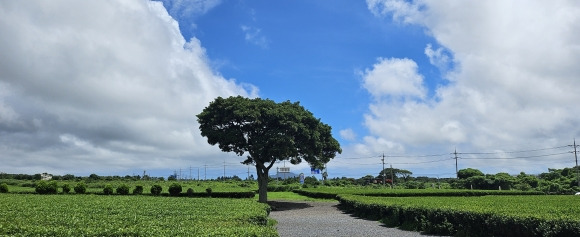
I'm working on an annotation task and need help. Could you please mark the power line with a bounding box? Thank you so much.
[458,145,568,155]
[459,151,570,160]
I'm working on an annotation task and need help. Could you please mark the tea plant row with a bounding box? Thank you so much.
[338,194,580,236]
[0,194,277,236]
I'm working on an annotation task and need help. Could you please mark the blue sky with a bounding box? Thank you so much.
[1,1,579,179]
[166,0,447,146]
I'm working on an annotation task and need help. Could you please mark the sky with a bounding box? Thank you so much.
[1,0,579,179]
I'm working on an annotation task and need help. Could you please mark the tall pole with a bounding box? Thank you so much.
[574,139,579,187]
[454,148,459,178]
[390,164,394,188]
[382,153,386,186]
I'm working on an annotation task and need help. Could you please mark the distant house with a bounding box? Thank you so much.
[41,173,52,181]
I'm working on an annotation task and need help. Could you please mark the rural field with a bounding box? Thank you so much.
[2,178,580,236]
[0,194,276,236]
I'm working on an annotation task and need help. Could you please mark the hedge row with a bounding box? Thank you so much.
[294,188,544,199]
[337,194,580,237]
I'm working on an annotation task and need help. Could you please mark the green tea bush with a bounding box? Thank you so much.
[206,187,212,194]
[116,184,130,195]
[35,180,58,194]
[168,183,182,196]
[103,184,114,195]
[62,184,71,194]
[150,184,162,195]
[0,183,8,193]
[133,185,144,195]
[187,188,194,196]
[74,182,87,194]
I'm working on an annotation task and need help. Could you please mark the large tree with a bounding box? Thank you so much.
[197,96,341,203]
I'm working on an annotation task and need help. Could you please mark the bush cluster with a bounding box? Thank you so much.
[0,183,8,193]
[150,184,162,196]
[103,184,114,195]
[133,185,144,195]
[116,184,130,195]
[62,184,71,194]
[74,182,87,194]
[168,183,182,196]
[35,180,58,194]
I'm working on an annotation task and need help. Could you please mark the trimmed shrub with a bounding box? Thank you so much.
[116,184,130,195]
[103,184,114,195]
[168,183,182,196]
[133,185,144,195]
[206,187,212,194]
[186,188,194,196]
[74,182,87,194]
[0,183,8,193]
[150,184,162,196]
[35,180,58,194]
[62,184,71,194]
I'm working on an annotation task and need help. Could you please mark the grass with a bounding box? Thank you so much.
[265,191,337,202]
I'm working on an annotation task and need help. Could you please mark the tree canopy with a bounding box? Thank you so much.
[197,96,341,202]
[379,168,412,182]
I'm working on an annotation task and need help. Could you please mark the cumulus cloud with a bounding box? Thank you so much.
[0,1,256,175]
[357,0,580,174]
[361,57,426,100]
[339,129,357,141]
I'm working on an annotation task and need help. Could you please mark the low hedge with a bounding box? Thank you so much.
[337,194,580,237]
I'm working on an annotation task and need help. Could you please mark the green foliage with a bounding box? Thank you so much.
[337,194,580,236]
[168,183,182,196]
[74,182,87,194]
[61,184,71,194]
[35,180,58,194]
[116,184,130,195]
[103,184,114,195]
[197,96,342,203]
[186,188,194,196]
[206,187,212,194]
[457,168,484,179]
[0,183,8,193]
[133,185,144,195]
[150,184,162,196]
[0,194,277,236]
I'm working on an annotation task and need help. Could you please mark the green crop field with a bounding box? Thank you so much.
[0,194,277,236]
[337,194,580,236]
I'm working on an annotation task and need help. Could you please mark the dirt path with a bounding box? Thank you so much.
[269,201,441,237]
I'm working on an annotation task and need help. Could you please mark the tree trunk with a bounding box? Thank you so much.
[256,165,269,203]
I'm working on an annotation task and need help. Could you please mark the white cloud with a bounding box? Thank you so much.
[361,57,426,100]
[241,25,269,49]
[0,1,256,175]
[158,0,221,19]
[358,0,580,174]
[339,129,357,141]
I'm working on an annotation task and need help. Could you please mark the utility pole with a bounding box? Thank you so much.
[572,139,579,187]
[197,167,200,181]
[223,160,226,181]
[381,153,386,186]
[189,166,192,180]
[454,148,459,178]
[204,165,207,181]
[390,164,394,188]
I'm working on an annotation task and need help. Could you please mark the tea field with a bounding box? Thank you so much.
[0,194,277,236]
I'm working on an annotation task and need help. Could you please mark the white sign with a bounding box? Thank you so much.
[279,167,290,173]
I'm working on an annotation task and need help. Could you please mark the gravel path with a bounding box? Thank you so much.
[269,201,441,237]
